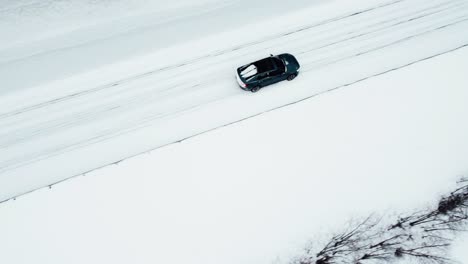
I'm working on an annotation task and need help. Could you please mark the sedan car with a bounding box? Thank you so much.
[236,53,300,92]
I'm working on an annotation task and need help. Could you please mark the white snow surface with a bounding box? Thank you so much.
[452,236,468,263]
[1,0,468,203]
[1,1,468,262]
[0,0,324,94]
[0,37,467,264]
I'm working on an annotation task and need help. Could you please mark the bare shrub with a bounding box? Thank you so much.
[292,177,468,264]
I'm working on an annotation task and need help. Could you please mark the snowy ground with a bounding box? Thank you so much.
[1,33,468,264]
[1,0,468,202]
[452,235,468,263]
[1,0,468,263]
[0,0,322,94]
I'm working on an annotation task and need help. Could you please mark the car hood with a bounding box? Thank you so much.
[278,53,300,72]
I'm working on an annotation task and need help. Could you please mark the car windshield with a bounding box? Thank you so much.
[273,58,286,73]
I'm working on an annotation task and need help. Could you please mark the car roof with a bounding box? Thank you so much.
[254,57,277,73]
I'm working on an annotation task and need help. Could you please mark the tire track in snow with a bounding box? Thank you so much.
[0,0,463,150]
[1,7,467,173]
[0,0,408,119]
[2,42,467,205]
[0,0,466,164]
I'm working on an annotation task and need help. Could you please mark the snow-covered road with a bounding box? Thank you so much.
[1,0,468,202]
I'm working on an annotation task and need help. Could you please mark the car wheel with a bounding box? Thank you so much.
[287,73,297,81]
[251,86,260,93]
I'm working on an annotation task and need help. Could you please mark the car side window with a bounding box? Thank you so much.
[270,69,281,76]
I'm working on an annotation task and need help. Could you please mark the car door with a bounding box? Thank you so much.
[264,69,283,86]
[257,73,270,87]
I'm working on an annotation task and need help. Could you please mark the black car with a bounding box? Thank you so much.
[236,53,300,92]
